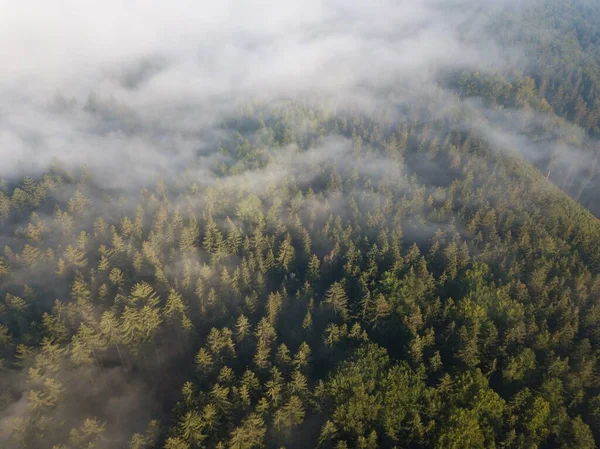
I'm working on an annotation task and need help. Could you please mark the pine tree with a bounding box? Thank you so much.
[178,411,206,446]
[267,291,283,325]
[228,414,266,449]
[325,282,350,321]
[235,315,251,343]
[277,233,295,271]
[99,311,125,365]
[164,289,193,354]
[226,217,243,254]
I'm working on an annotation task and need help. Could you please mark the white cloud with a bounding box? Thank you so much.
[0,0,525,184]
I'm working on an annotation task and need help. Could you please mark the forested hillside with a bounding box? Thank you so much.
[1,1,600,449]
[1,104,600,448]
[453,0,600,215]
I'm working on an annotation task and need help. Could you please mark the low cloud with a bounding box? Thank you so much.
[0,0,530,186]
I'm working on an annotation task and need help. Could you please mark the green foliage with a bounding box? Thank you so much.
[1,94,600,449]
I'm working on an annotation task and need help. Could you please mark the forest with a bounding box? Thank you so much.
[1,0,600,448]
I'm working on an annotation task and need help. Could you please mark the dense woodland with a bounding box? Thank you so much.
[2,1,600,449]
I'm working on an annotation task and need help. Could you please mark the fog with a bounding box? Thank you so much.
[0,0,530,185]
